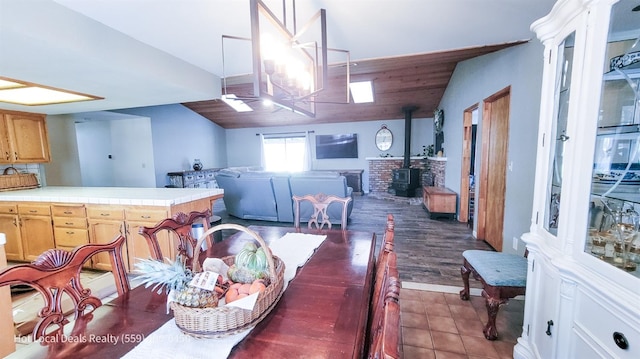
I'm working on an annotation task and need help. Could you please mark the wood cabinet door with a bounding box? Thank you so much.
[125,220,172,270]
[0,213,23,261]
[4,112,51,163]
[0,117,11,164]
[20,215,55,261]
[88,219,125,271]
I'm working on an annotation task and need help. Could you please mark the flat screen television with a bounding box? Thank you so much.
[315,134,358,159]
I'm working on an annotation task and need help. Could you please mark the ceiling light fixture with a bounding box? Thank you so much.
[221,0,351,117]
[0,76,101,106]
[349,81,374,103]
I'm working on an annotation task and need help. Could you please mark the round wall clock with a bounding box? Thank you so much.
[375,125,393,151]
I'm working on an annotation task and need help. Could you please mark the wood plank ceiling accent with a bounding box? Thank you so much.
[183,42,526,129]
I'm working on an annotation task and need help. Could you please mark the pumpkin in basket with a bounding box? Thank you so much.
[227,242,270,284]
[134,256,218,308]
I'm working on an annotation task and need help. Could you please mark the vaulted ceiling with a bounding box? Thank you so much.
[0,0,557,128]
[183,43,524,128]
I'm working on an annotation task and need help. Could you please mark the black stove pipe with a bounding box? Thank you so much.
[401,105,418,168]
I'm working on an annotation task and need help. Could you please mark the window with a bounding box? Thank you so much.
[262,135,307,172]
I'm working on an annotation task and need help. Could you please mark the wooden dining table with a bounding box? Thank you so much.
[9,225,376,359]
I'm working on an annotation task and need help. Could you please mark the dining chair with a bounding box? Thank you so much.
[377,214,395,267]
[372,278,402,359]
[0,234,129,340]
[139,209,211,270]
[292,193,352,230]
[372,214,395,323]
[367,251,402,359]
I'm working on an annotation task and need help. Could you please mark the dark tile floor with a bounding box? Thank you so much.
[215,193,525,358]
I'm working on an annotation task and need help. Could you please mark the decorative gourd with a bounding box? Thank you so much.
[227,242,269,283]
[235,243,268,271]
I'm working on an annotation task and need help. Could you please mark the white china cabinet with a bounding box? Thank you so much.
[515,0,640,358]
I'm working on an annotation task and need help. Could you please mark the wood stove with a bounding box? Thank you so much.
[391,167,421,197]
[390,105,421,197]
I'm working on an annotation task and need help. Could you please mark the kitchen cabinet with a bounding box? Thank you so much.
[52,204,90,267]
[514,1,640,358]
[87,206,125,271]
[0,203,21,261]
[0,187,222,271]
[17,204,54,262]
[87,206,172,271]
[123,208,171,270]
[0,110,50,163]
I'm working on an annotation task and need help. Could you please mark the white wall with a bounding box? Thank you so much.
[112,104,227,187]
[225,117,434,193]
[75,116,155,187]
[45,104,226,188]
[438,41,544,254]
[43,114,82,186]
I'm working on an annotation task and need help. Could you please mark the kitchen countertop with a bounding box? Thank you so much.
[0,186,224,206]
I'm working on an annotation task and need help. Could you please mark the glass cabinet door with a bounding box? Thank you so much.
[545,32,575,235]
[586,0,640,278]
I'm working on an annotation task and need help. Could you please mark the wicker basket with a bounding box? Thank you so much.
[0,167,39,192]
[171,223,285,338]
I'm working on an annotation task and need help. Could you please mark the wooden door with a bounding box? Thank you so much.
[459,105,477,223]
[477,87,511,251]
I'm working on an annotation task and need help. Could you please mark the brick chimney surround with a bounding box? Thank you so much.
[367,156,447,194]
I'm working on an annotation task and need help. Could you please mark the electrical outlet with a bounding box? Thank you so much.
[513,237,519,250]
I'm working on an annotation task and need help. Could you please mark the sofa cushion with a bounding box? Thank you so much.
[216,168,242,178]
[235,176,278,221]
[239,171,280,178]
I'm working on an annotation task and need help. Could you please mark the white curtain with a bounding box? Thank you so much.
[259,134,266,170]
[303,131,312,171]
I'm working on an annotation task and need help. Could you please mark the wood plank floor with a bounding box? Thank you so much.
[214,192,494,287]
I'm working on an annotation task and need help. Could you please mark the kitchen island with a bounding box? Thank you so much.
[0,186,223,270]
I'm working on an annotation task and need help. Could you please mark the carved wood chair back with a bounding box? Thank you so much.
[377,214,395,268]
[292,193,352,230]
[372,214,395,320]
[139,209,211,270]
[367,251,402,359]
[373,279,402,359]
[0,234,129,340]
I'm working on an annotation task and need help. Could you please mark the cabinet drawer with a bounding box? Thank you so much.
[0,203,17,214]
[125,208,168,223]
[18,204,51,216]
[574,292,639,358]
[54,227,89,247]
[87,207,124,220]
[53,217,87,228]
[51,205,85,217]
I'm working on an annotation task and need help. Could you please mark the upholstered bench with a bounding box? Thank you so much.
[459,249,527,340]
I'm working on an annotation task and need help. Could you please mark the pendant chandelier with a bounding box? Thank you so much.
[222,0,351,117]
